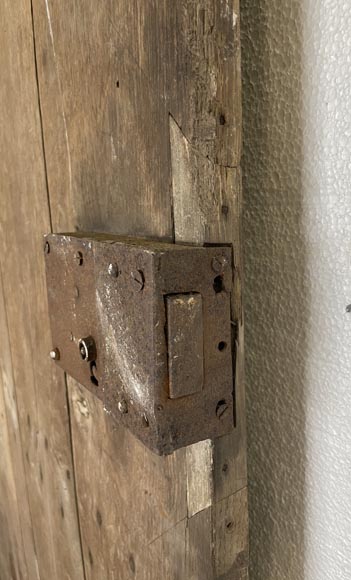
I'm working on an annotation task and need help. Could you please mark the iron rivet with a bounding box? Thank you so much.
[211,256,228,274]
[108,263,119,277]
[74,251,83,266]
[49,348,60,361]
[118,400,128,414]
[44,241,50,255]
[216,400,229,420]
[131,269,145,292]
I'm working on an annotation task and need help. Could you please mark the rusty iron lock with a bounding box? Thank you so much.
[44,232,235,455]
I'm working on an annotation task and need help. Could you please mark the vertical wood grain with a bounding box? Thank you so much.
[0,0,85,577]
[3,0,249,577]
[67,381,188,580]
[0,271,38,580]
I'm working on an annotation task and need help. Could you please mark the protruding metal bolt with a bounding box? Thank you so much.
[108,263,119,277]
[90,361,99,386]
[118,400,128,414]
[131,269,145,292]
[216,400,229,420]
[74,251,83,266]
[91,362,98,381]
[50,348,60,361]
[78,336,96,362]
[211,255,228,274]
[44,241,50,255]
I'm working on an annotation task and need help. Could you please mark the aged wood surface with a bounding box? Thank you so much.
[68,381,188,579]
[0,0,247,578]
[0,0,85,578]
[0,271,38,580]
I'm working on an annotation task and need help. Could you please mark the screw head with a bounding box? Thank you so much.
[74,251,83,266]
[216,400,229,420]
[108,263,119,277]
[118,400,128,414]
[211,255,228,274]
[44,241,50,255]
[49,348,60,361]
[131,269,145,292]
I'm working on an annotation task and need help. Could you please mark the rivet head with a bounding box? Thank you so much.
[49,348,60,361]
[131,269,145,292]
[108,263,119,277]
[211,256,228,274]
[74,251,83,266]
[118,400,128,414]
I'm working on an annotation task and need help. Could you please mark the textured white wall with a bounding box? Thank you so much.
[241,1,351,578]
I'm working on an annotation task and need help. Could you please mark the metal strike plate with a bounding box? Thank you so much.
[44,232,234,455]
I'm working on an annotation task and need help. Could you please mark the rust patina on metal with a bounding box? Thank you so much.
[44,232,235,455]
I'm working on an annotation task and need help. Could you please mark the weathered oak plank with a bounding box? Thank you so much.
[30,0,247,577]
[170,116,248,571]
[0,0,85,577]
[0,271,37,580]
[68,380,187,579]
[214,488,249,579]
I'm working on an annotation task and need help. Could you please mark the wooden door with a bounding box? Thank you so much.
[0,1,248,579]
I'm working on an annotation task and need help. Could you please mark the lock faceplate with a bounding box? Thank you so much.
[44,232,234,455]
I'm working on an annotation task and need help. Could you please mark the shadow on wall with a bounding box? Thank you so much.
[241,1,306,579]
